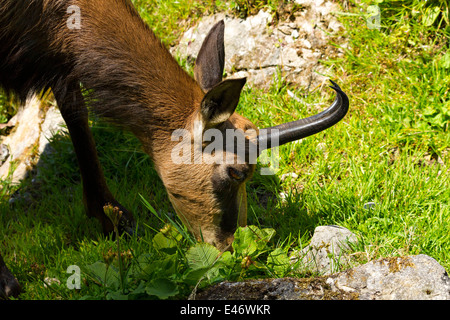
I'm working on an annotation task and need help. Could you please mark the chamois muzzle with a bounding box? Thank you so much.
[250,80,349,156]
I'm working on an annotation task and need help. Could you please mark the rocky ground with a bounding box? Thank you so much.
[196,226,450,300]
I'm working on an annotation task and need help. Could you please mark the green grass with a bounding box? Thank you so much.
[0,0,449,299]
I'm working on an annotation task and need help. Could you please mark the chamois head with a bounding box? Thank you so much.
[152,21,349,251]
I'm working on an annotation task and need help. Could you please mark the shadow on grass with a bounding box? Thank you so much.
[2,120,171,245]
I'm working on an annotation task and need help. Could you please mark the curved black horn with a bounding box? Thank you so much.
[256,80,349,153]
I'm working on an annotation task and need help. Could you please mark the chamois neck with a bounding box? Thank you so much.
[70,0,204,134]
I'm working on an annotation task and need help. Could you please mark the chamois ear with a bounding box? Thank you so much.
[194,20,225,92]
[200,78,246,126]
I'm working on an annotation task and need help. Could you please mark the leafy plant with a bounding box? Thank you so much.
[81,197,291,300]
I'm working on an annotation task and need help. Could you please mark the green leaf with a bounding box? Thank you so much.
[267,248,290,277]
[152,227,182,254]
[145,278,179,299]
[232,225,276,257]
[443,102,450,116]
[422,7,440,27]
[255,227,276,250]
[443,7,449,25]
[186,242,220,270]
[233,226,258,256]
[219,251,233,265]
[183,267,210,285]
[133,254,177,280]
[127,281,148,300]
[85,261,120,289]
[184,243,223,285]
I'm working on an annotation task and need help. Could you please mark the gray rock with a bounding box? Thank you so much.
[171,1,346,90]
[196,277,342,300]
[0,95,66,184]
[38,105,66,155]
[0,95,43,182]
[327,254,450,300]
[197,255,450,300]
[290,225,358,275]
[0,144,9,165]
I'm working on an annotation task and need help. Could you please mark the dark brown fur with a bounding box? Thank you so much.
[1,0,202,131]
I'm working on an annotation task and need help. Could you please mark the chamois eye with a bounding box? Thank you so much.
[228,167,244,181]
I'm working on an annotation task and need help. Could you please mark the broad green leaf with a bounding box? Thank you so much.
[267,248,290,277]
[422,7,440,27]
[126,281,148,300]
[85,261,120,288]
[183,267,211,285]
[186,242,220,270]
[255,227,276,250]
[145,278,179,299]
[133,254,177,280]
[152,226,182,254]
[232,225,276,257]
[184,243,224,286]
[232,226,258,256]
[219,251,233,265]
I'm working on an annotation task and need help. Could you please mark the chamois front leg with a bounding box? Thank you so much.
[54,83,135,235]
[0,253,21,299]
